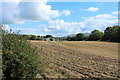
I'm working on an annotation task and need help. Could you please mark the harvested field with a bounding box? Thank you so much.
[31,41,119,79]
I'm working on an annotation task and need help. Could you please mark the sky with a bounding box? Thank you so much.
[0,0,119,37]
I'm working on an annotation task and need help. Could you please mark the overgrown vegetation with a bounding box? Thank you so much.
[2,33,39,79]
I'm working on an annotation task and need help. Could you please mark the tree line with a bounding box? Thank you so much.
[15,25,120,42]
[67,26,120,42]
[17,34,53,40]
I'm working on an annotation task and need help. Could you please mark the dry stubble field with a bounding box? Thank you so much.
[31,41,119,79]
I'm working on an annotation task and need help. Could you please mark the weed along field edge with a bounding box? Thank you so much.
[31,41,118,78]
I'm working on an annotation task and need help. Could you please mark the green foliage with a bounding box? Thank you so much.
[29,35,36,40]
[36,36,44,40]
[18,34,53,40]
[22,35,32,40]
[66,26,120,42]
[45,35,53,38]
[76,33,84,41]
[2,33,39,79]
[67,33,84,41]
[89,30,104,41]
[84,36,89,41]
[59,37,67,41]
[67,36,76,41]
[102,26,120,42]
[118,28,120,42]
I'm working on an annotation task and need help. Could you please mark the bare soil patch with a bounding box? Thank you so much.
[31,41,118,79]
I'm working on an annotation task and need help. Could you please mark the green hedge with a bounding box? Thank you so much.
[2,34,39,79]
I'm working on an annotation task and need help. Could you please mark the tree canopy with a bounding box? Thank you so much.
[102,26,120,42]
[67,33,84,41]
[76,33,84,41]
[45,35,53,38]
[89,30,104,41]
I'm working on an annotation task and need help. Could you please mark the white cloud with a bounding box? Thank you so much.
[48,19,82,34]
[112,11,120,15]
[1,1,118,37]
[39,13,117,36]
[59,10,71,16]
[13,27,38,35]
[1,2,22,24]
[86,7,99,12]
[11,12,117,37]
[2,25,10,31]
[1,0,59,24]
[44,28,50,32]
[1,0,71,24]
[12,12,117,37]
[82,15,117,32]
[17,1,59,21]
[95,14,117,19]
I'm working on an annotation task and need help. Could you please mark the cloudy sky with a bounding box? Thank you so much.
[0,0,119,37]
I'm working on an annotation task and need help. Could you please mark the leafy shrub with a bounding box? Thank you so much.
[2,33,39,79]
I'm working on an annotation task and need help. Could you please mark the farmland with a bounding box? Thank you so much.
[31,41,119,78]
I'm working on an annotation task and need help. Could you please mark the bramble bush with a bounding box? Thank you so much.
[2,33,39,79]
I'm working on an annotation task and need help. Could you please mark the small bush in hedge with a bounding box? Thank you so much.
[2,33,39,79]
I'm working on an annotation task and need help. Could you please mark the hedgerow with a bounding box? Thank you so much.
[2,33,39,79]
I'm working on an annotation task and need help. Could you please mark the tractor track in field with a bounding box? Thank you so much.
[31,41,119,79]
